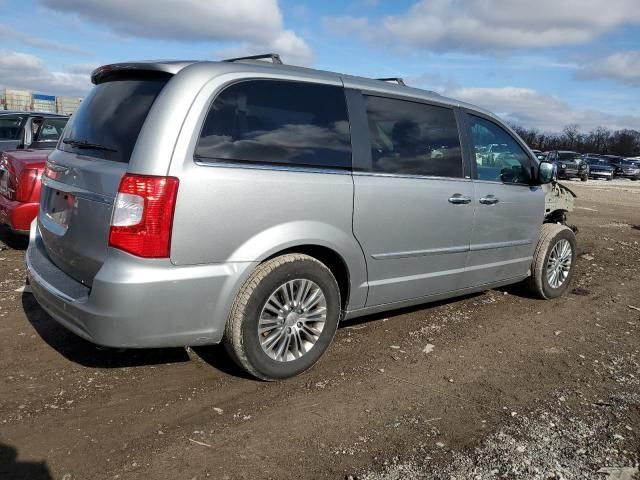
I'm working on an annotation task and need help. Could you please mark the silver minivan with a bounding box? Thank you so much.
[27,54,574,380]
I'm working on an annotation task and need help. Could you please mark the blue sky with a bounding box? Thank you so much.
[1,0,639,132]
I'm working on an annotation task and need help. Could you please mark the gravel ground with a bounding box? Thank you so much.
[0,178,639,480]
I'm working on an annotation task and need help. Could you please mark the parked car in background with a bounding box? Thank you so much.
[0,111,68,154]
[0,149,48,235]
[546,150,589,181]
[27,56,572,381]
[604,155,640,180]
[531,149,547,161]
[583,156,614,181]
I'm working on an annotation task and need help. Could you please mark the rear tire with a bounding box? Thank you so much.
[223,254,341,381]
[528,224,577,299]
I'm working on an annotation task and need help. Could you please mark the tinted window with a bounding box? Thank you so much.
[0,115,23,141]
[468,115,533,184]
[35,117,68,142]
[557,152,580,161]
[59,78,169,163]
[364,96,462,177]
[195,80,351,169]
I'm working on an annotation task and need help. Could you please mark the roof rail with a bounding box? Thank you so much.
[223,53,283,65]
[376,77,406,86]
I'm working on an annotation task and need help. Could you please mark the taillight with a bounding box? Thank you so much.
[15,169,39,202]
[0,156,14,200]
[108,174,179,258]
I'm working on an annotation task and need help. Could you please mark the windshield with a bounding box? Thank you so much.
[586,158,609,166]
[557,152,580,161]
[59,77,169,163]
[35,117,68,142]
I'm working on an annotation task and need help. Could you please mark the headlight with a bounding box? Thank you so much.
[559,163,565,168]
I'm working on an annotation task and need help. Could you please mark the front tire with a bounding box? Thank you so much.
[580,174,588,182]
[528,224,577,299]
[224,254,341,381]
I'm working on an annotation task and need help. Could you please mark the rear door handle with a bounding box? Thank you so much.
[448,194,472,205]
[479,195,499,205]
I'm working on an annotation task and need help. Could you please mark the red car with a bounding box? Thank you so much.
[0,149,49,235]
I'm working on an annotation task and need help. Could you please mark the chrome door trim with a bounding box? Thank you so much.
[371,245,469,260]
[352,170,472,183]
[469,239,532,252]
[194,158,351,176]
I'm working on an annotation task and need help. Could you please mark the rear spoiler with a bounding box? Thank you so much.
[91,61,196,84]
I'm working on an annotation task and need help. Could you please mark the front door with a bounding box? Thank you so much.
[351,93,474,307]
[463,113,544,287]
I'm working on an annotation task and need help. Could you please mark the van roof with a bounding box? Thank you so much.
[91,58,498,120]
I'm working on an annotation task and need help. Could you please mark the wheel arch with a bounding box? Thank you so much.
[227,221,368,311]
[263,244,352,311]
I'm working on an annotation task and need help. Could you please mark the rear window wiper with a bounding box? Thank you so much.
[62,138,118,152]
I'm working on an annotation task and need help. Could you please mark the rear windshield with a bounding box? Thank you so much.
[59,78,169,163]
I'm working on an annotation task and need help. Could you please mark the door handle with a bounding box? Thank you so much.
[448,194,472,205]
[479,195,499,205]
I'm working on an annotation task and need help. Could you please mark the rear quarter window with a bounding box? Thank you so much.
[195,80,352,169]
[0,115,23,141]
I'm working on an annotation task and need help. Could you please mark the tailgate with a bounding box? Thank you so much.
[39,151,126,285]
[37,74,170,286]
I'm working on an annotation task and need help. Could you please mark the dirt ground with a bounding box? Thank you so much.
[0,179,639,480]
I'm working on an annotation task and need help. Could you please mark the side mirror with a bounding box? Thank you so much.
[537,161,554,184]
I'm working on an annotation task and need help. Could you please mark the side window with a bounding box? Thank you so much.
[195,80,352,169]
[468,115,533,184]
[0,115,23,141]
[363,95,463,178]
[34,117,68,142]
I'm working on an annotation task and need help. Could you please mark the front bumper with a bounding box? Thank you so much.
[557,167,586,178]
[0,195,37,234]
[26,224,257,348]
[617,171,640,179]
[589,170,613,178]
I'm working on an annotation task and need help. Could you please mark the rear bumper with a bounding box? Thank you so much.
[26,224,257,348]
[0,195,37,234]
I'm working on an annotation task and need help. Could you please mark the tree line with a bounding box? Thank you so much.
[510,124,640,157]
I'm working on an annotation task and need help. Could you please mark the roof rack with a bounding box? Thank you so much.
[376,77,406,86]
[223,53,283,65]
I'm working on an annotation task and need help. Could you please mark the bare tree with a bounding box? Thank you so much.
[562,124,581,151]
[510,124,640,157]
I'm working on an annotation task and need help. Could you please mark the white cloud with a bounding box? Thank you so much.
[440,86,640,132]
[0,50,91,96]
[216,29,314,66]
[64,62,101,75]
[324,0,640,52]
[0,25,91,55]
[578,51,640,86]
[40,0,312,64]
